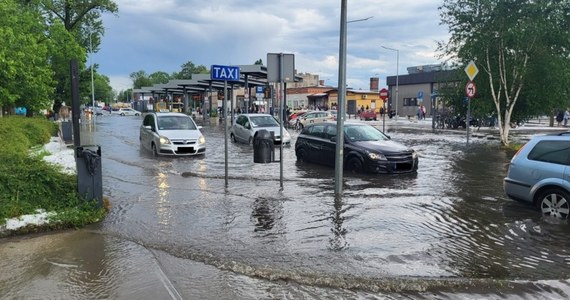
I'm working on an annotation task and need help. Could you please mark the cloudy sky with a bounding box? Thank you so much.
[95,0,450,93]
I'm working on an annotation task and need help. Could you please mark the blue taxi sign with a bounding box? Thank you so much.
[211,65,240,81]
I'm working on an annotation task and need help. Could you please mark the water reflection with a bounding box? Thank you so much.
[329,195,348,251]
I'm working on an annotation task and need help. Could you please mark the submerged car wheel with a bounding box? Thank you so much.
[296,148,308,162]
[537,188,570,219]
[152,143,159,157]
[346,157,363,173]
[230,133,237,143]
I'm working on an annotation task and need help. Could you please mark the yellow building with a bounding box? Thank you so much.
[326,89,385,115]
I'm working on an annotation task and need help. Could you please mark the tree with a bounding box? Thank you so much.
[28,0,118,112]
[172,61,209,79]
[130,70,152,89]
[439,0,570,145]
[254,59,263,65]
[0,0,54,115]
[149,71,170,85]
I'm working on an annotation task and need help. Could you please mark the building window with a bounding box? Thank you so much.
[403,97,419,107]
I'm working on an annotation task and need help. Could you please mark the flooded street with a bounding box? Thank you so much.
[1,115,570,299]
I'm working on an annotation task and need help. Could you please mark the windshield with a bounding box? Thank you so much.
[250,115,280,127]
[344,125,389,142]
[157,116,197,130]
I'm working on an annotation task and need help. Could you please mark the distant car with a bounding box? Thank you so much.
[230,113,291,145]
[296,111,334,130]
[295,122,418,174]
[117,108,141,116]
[288,110,308,124]
[139,112,205,156]
[504,132,570,219]
[330,109,348,121]
[359,109,377,121]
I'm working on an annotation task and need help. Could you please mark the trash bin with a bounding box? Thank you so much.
[76,145,103,207]
[61,121,73,143]
[253,129,274,163]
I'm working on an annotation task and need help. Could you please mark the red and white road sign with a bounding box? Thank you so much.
[379,88,389,101]
[465,81,477,98]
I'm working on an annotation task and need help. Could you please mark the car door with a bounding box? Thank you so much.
[234,115,249,143]
[305,124,327,163]
[140,114,155,150]
[321,124,337,166]
[302,112,316,126]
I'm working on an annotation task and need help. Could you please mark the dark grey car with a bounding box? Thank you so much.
[295,122,418,174]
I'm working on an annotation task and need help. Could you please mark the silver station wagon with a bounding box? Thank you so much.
[140,112,206,156]
[504,132,570,219]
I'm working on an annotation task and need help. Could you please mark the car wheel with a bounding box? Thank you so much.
[536,188,570,219]
[346,157,363,173]
[120,113,125,116]
[152,143,159,157]
[230,133,237,143]
[135,113,140,116]
[296,148,308,162]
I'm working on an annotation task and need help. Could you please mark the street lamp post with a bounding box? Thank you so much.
[381,46,399,121]
[89,32,95,117]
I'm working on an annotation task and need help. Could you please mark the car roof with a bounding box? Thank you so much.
[304,121,364,128]
[239,113,273,117]
[153,112,190,117]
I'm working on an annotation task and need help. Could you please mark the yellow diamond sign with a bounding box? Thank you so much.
[464,60,479,81]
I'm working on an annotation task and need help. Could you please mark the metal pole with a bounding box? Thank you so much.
[396,50,399,122]
[279,54,284,190]
[224,80,228,187]
[334,0,348,196]
[381,46,399,122]
[382,101,386,132]
[467,97,470,145]
[89,32,95,117]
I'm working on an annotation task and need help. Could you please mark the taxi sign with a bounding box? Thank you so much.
[464,60,479,81]
[211,65,240,81]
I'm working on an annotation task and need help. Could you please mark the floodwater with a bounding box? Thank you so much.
[1,114,569,299]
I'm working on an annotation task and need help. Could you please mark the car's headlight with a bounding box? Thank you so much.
[412,150,418,159]
[368,151,387,161]
[198,135,206,144]
[159,136,171,145]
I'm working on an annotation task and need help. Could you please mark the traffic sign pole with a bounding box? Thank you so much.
[379,88,389,132]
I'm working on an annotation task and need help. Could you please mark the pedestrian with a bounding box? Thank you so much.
[564,109,570,126]
[556,110,564,126]
[421,105,426,120]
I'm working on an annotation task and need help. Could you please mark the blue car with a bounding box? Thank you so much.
[504,132,570,219]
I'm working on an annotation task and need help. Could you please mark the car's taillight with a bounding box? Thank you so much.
[511,144,526,161]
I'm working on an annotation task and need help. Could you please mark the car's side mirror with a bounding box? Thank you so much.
[144,125,152,130]
[330,136,337,142]
[197,126,203,130]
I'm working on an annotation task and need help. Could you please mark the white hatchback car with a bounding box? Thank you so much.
[140,112,206,156]
[117,108,141,116]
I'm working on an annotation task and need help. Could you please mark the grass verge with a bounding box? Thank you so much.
[0,116,106,232]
